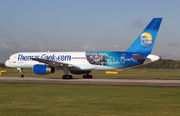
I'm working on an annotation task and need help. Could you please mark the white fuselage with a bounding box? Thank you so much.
[5,52,118,70]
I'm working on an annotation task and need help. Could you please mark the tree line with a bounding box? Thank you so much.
[135,59,180,69]
[0,59,180,69]
[0,63,5,68]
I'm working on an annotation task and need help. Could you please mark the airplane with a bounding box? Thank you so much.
[5,18,162,79]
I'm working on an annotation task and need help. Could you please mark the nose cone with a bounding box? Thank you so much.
[5,60,8,67]
[5,60,10,67]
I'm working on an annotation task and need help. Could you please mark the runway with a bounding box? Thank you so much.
[0,76,180,87]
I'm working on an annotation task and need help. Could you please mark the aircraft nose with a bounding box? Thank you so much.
[5,60,8,67]
[5,60,10,67]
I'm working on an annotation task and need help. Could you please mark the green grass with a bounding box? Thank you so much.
[0,83,180,116]
[1,68,180,79]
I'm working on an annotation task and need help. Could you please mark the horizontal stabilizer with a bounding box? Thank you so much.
[133,54,149,61]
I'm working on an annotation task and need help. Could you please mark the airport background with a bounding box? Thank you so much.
[0,0,180,63]
[0,1,180,116]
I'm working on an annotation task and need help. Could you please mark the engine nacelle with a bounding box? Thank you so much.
[70,70,91,75]
[33,64,55,75]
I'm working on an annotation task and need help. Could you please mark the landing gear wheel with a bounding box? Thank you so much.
[62,75,73,79]
[20,74,24,78]
[83,75,93,79]
[18,68,24,78]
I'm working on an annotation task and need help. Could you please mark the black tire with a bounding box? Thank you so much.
[83,75,93,79]
[67,75,73,79]
[62,75,73,79]
[69,75,73,79]
[62,75,67,79]
[20,74,24,78]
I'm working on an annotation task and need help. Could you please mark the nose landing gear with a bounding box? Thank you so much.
[17,68,24,78]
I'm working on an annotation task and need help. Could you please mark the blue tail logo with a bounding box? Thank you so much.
[139,32,153,48]
[125,18,162,55]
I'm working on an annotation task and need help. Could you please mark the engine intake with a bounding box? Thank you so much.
[33,64,55,75]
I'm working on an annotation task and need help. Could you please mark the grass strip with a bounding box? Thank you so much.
[0,83,180,116]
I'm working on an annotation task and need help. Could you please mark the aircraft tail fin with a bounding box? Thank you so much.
[125,18,162,55]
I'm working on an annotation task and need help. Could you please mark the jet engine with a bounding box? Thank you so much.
[33,64,55,75]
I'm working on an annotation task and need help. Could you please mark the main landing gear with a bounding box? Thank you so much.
[62,65,93,79]
[83,71,93,79]
[62,75,73,79]
[62,64,73,79]
[62,74,93,79]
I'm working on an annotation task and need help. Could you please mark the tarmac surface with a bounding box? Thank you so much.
[0,76,180,87]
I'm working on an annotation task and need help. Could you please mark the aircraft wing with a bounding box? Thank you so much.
[31,58,78,67]
[31,58,94,70]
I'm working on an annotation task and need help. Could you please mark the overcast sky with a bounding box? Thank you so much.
[0,0,180,63]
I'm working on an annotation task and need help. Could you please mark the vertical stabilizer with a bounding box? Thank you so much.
[125,18,162,55]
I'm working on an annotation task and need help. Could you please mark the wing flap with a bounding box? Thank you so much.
[77,65,95,70]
